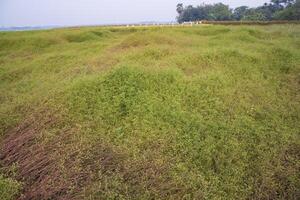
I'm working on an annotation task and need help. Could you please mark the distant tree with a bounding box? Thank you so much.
[177,5,201,22]
[271,0,295,7]
[176,3,232,22]
[176,3,184,15]
[176,3,185,23]
[255,5,275,20]
[208,3,232,20]
[233,6,249,20]
[242,8,268,21]
[274,0,300,19]
[196,5,211,20]
[175,0,300,23]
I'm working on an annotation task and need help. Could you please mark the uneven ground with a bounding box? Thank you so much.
[0,25,299,200]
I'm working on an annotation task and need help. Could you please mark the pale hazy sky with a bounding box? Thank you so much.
[0,0,268,27]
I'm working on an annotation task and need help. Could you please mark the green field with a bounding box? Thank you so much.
[0,25,299,200]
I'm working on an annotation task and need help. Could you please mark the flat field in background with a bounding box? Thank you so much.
[0,25,299,200]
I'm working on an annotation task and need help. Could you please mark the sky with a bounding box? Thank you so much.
[0,0,268,27]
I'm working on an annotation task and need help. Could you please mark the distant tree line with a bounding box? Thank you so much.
[176,0,300,23]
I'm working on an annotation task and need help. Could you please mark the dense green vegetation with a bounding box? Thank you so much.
[176,0,300,22]
[0,25,299,199]
[0,175,21,200]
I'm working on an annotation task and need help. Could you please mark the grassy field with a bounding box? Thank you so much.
[0,25,299,200]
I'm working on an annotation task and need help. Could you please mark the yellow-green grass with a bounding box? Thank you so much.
[0,25,299,199]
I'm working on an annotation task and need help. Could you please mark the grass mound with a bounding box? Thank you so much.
[64,31,106,43]
[67,66,184,126]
